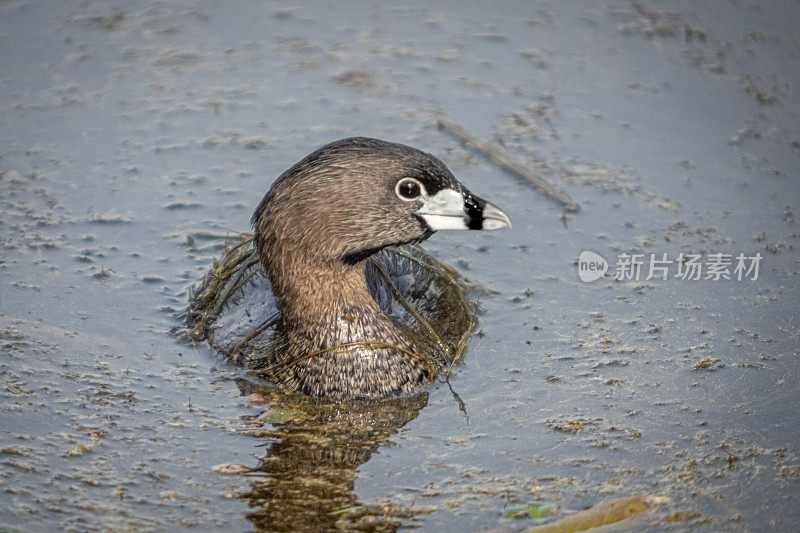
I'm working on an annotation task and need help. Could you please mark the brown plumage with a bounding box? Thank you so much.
[217,137,510,399]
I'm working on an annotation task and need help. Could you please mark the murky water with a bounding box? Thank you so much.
[1,1,798,531]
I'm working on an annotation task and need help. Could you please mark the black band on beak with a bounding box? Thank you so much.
[464,193,485,230]
[415,187,511,231]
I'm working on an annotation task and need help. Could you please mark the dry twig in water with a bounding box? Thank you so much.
[436,118,580,212]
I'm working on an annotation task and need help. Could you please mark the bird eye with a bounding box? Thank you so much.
[395,177,425,201]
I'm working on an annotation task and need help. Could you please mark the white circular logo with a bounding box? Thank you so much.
[578,251,608,282]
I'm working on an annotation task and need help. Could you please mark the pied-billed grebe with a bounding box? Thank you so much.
[191,137,510,399]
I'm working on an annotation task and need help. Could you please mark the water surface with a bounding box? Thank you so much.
[1,1,798,531]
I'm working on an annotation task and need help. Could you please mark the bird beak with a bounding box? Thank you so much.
[415,188,511,231]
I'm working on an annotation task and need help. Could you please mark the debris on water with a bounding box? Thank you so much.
[652,201,681,212]
[520,48,550,69]
[71,12,125,30]
[164,201,202,210]
[213,463,252,475]
[87,214,131,224]
[1,446,31,455]
[741,74,780,105]
[91,268,113,279]
[562,162,641,196]
[615,3,707,42]
[66,444,92,456]
[665,510,702,522]
[546,419,584,433]
[511,288,535,302]
[526,495,652,532]
[693,357,723,371]
[331,70,375,87]
[331,501,436,523]
[503,503,556,519]
[154,50,201,68]
[243,138,267,150]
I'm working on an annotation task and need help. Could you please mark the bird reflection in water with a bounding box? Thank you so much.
[235,385,430,531]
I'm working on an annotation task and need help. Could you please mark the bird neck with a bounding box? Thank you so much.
[265,254,401,350]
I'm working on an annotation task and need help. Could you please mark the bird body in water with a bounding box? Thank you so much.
[190,137,510,399]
